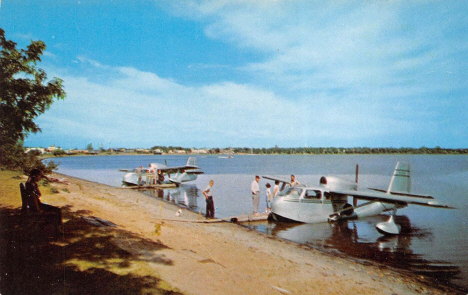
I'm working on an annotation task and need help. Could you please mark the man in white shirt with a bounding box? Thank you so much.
[251,175,260,215]
[136,166,143,186]
[273,180,280,198]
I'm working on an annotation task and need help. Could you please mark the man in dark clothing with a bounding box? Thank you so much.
[203,180,215,218]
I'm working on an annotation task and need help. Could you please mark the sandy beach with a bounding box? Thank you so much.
[0,170,459,294]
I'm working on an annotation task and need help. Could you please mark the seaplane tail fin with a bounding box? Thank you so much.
[186,157,197,167]
[387,162,411,194]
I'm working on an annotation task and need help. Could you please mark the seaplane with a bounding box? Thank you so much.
[263,162,453,235]
[120,157,203,186]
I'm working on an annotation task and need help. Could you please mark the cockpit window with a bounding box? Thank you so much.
[304,190,322,199]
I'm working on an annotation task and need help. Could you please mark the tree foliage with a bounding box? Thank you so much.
[0,28,65,172]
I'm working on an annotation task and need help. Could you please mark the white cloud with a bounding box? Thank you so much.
[36,62,421,148]
[34,62,299,147]
[165,1,467,97]
[29,1,468,148]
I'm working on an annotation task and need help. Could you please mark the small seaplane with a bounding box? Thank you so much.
[120,157,203,187]
[263,162,454,235]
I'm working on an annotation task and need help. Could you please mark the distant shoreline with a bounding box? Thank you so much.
[40,148,468,161]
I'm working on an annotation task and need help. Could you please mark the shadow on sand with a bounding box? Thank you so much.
[0,205,182,295]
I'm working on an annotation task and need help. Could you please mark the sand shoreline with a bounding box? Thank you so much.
[0,170,462,294]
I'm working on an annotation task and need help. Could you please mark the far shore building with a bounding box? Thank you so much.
[153,149,163,155]
[135,149,151,154]
[25,147,46,154]
[46,145,63,153]
[220,149,234,155]
[168,149,187,154]
[191,149,209,154]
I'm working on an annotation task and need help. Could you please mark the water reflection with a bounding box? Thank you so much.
[138,184,462,291]
[248,215,461,287]
[143,184,201,211]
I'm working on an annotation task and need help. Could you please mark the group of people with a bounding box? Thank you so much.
[251,174,299,216]
[136,166,165,186]
[202,174,300,219]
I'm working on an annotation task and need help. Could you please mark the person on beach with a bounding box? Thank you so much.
[251,175,260,215]
[290,174,299,187]
[203,180,215,218]
[25,168,64,233]
[265,183,272,213]
[273,180,280,198]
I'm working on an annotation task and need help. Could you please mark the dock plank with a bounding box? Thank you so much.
[161,213,269,223]
[119,184,177,190]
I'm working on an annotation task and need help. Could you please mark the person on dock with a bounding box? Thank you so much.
[136,166,143,186]
[156,169,165,184]
[25,168,64,233]
[265,183,272,213]
[273,180,280,198]
[146,170,155,186]
[203,180,215,219]
[251,175,260,215]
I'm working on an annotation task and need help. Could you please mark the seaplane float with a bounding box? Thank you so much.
[120,157,203,187]
[263,162,454,235]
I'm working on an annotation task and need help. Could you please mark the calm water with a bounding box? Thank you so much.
[48,154,468,291]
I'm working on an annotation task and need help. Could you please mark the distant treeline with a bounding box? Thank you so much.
[231,147,468,155]
[148,146,468,155]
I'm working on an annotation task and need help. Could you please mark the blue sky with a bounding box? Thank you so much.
[1,1,467,149]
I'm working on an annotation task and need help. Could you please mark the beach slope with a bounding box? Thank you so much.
[0,170,451,294]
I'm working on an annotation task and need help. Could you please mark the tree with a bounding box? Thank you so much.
[0,28,66,171]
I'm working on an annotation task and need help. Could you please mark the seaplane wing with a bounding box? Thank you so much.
[158,157,202,174]
[330,188,453,209]
[262,175,292,184]
[367,188,432,199]
[263,175,297,190]
[158,165,201,174]
[119,168,151,172]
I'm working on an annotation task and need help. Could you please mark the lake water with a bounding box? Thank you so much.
[47,154,468,292]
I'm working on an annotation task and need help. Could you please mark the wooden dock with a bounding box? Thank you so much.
[161,213,270,224]
[119,183,177,190]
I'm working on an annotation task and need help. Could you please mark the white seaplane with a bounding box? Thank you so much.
[263,162,453,235]
[120,157,203,186]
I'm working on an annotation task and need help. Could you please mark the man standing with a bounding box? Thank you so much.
[273,180,280,198]
[203,180,215,218]
[136,166,143,186]
[265,183,272,213]
[156,169,165,184]
[251,175,260,215]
